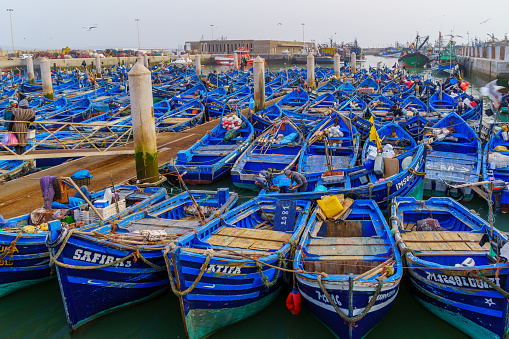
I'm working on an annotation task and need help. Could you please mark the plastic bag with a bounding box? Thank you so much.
[7,133,18,147]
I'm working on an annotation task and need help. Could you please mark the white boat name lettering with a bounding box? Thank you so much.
[72,249,132,267]
[207,264,241,274]
[368,289,396,302]
[425,272,500,289]
[315,291,342,306]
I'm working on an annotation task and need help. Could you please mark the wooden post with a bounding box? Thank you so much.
[233,53,239,70]
[195,54,201,78]
[40,57,54,100]
[26,55,35,84]
[307,53,315,90]
[334,53,341,79]
[351,52,356,73]
[253,56,265,112]
[128,61,159,183]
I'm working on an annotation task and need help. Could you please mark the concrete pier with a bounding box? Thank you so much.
[253,56,265,112]
[95,56,101,77]
[307,53,315,90]
[233,53,239,70]
[128,62,158,183]
[26,56,35,84]
[334,53,341,79]
[40,58,53,100]
[457,55,509,81]
[195,54,201,77]
[351,52,356,73]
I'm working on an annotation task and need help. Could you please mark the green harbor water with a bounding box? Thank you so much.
[2,56,508,339]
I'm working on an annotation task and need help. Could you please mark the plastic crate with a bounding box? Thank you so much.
[73,177,91,187]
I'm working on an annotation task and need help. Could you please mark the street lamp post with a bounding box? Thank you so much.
[301,23,305,50]
[210,24,214,40]
[135,19,141,50]
[7,9,14,55]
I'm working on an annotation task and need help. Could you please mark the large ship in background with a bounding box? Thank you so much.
[294,38,364,64]
[214,46,266,67]
[398,34,430,68]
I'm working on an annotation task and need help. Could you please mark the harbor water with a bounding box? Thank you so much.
[1,56,504,339]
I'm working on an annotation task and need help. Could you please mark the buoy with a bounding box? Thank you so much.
[286,289,302,316]
[471,101,477,107]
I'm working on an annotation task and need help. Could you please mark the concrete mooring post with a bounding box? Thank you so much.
[128,62,159,183]
[307,53,315,90]
[26,55,35,84]
[253,56,265,112]
[233,53,239,70]
[40,57,53,100]
[334,53,341,79]
[195,54,201,78]
[95,55,101,77]
[351,52,356,73]
[143,53,148,68]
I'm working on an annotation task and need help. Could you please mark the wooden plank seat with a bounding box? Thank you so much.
[194,144,239,155]
[401,231,489,252]
[307,237,387,257]
[160,117,190,124]
[206,226,291,251]
[125,218,201,235]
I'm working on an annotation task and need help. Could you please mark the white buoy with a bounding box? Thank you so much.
[351,52,356,73]
[128,62,159,183]
[334,53,341,79]
[195,54,201,77]
[253,56,265,112]
[26,55,35,84]
[40,57,53,99]
[233,53,239,70]
[95,55,101,77]
[307,53,315,90]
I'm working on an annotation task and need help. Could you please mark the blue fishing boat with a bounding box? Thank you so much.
[391,197,509,339]
[294,199,402,339]
[47,188,238,331]
[399,115,431,141]
[250,104,282,136]
[0,185,166,298]
[368,95,395,118]
[482,128,509,212]
[231,118,305,190]
[298,112,359,183]
[165,196,311,339]
[156,100,204,132]
[306,92,337,113]
[429,91,458,114]
[361,122,417,162]
[169,115,255,184]
[423,113,480,202]
[0,159,34,182]
[276,87,309,111]
[336,95,367,116]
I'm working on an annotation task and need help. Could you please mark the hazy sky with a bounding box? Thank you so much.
[1,0,507,51]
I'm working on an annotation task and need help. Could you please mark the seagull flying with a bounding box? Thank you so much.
[83,25,98,31]
[480,80,504,108]
[277,23,282,26]
[480,18,491,24]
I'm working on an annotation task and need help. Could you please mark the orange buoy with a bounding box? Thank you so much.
[286,289,302,316]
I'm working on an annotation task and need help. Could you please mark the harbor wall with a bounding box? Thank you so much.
[456,45,509,81]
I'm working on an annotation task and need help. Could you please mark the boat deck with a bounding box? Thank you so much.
[401,231,489,253]
[304,155,351,173]
[307,237,387,256]
[205,226,291,251]
[125,217,201,235]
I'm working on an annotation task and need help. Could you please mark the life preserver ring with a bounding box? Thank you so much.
[286,289,302,316]
[446,187,464,202]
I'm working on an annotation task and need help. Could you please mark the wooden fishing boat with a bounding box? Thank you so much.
[0,185,166,298]
[35,98,92,129]
[168,115,255,184]
[298,112,359,183]
[294,199,402,339]
[47,188,237,331]
[0,160,35,183]
[482,129,509,213]
[250,104,282,136]
[156,100,204,132]
[265,143,426,209]
[276,87,309,111]
[231,118,305,190]
[336,95,367,116]
[398,115,431,141]
[165,196,311,339]
[361,122,417,162]
[391,196,509,339]
[368,95,395,118]
[423,113,480,202]
[306,92,337,114]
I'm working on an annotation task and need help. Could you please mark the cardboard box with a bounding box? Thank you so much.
[383,157,400,178]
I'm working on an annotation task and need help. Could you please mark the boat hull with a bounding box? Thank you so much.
[298,276,400,339]
[398,53,429,68]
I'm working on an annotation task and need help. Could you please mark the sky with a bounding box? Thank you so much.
[1,0,508,51]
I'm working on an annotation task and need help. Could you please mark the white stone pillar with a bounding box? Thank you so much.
[334,53,341,79]
[95,55,101,77]
[307,53,315,90]
[26,55,35,84]
[40,57,53,99]
[253,56,265,112]
[233,53,239,70]
[128,62,158,183]
[351,52,357,73]
[195,54,201,77]
[143,53,148,68]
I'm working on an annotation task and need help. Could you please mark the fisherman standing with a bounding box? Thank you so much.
[11,100,36,155]
[285,170,308,193]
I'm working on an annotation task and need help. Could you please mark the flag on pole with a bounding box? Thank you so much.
[369,116,382,149]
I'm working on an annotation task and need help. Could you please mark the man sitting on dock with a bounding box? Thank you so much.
[285,170,308,193]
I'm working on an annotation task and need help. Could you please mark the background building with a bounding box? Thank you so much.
[185,39,315,54]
